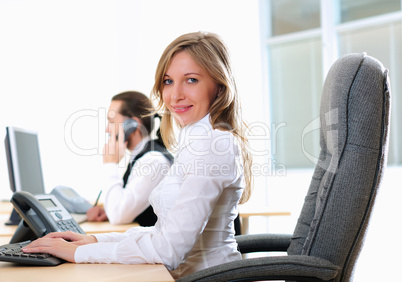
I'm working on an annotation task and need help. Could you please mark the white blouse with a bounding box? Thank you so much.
[102,136,172,224]
[75,114,244,279]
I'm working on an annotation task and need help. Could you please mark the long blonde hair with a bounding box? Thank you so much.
[151,31,253,204]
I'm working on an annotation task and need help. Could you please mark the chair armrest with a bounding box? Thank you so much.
[177,255,340,282]
[236,233,292,253]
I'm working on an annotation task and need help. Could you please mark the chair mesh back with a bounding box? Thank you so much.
[287,53,391,281]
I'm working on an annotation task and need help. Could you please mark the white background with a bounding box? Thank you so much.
[0,0,266,202]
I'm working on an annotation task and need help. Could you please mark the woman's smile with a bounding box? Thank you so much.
[162,51,219,126]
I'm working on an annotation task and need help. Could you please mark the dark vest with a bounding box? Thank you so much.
[122,140,173,226]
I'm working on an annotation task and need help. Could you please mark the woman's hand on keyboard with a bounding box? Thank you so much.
[44,231,98,246]
[21,236,78,263]
[21,232,98,263]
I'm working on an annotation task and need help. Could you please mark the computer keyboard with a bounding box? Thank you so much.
[0,240,65,266]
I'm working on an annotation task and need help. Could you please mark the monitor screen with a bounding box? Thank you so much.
[5,127,45,195]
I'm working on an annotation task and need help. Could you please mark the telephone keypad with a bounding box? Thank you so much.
[57,219,84,234]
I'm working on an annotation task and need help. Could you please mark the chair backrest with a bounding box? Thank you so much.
[287,53,391,281]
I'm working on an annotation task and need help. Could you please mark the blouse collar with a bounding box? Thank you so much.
[178,114,213,149]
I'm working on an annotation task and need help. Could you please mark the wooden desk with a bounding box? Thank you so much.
[0,236,10,245]
[0,203,138,236]
[0,261,174,282]
[0,214,19,237]
[0,201,13,214]
[239,211,291,234]
[0,202,173,281]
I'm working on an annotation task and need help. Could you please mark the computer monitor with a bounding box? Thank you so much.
[4,126,46,224]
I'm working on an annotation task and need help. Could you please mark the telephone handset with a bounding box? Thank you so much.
[10,191,85,243]
[123,118,139,141]
[113,119,138,141]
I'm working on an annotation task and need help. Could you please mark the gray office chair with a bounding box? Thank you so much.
[178,53,391,282]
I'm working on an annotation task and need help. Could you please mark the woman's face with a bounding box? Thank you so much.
[162,51,219,126]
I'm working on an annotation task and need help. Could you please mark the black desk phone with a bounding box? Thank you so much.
[0,191,86,266]
[10,191,86,243]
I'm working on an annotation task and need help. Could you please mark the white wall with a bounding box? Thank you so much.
[0,0,267,204]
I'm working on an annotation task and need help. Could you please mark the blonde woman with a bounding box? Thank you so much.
[23,31,253,279]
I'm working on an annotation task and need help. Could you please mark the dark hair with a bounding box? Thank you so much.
[112,91,165,147]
